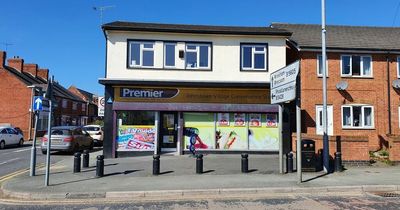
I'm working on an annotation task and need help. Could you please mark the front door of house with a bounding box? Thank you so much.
[160,112,178,152]
[316,105,333,136]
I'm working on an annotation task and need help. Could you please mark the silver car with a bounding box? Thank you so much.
[0,126,24,149]
[41,126,94,154]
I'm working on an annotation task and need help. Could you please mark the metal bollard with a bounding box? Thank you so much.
[153,154,160,175]
[287,152,294,173]
[196,154,203,174]
[73,152,81,173]
[335,152,343,172]
[82,150,89,168]
[241,153,248,173]
[96,155,104,178]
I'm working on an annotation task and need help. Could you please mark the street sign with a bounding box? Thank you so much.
[98,96,105,117]
[270,60,300,104]
[33,96,43,111]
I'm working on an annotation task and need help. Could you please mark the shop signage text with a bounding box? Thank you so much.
[120,88,179,99]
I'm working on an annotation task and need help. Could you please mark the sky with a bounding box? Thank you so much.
[1,0,400,96]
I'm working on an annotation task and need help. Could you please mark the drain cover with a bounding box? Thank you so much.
[374,192,400,198]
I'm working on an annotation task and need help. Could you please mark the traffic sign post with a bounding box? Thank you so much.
[270,60,302,183]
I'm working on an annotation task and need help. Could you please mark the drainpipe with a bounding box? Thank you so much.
[387,53,392,135]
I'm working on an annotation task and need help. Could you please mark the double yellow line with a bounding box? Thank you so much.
[0,163,45,183]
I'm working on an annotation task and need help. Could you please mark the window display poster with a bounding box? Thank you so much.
[216,113,247,149]
[249,114,279,150]
[266,113,278,127]
[217,113,230,126]
[249,113,261,127]
[117,125,155,151]
[184,113,215,149]
[234,113,246,126]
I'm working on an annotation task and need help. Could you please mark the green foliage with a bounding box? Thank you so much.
[91,119,104,126]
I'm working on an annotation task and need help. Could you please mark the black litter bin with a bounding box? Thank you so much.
[301,139,317,172]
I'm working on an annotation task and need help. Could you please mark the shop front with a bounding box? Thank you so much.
[107,84,279,157]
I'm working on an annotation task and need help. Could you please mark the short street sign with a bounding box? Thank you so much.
[270,60,300,104]
[33,96,49,112]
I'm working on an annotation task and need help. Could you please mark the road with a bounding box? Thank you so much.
[0,141,70,178]
[0,194,399,209]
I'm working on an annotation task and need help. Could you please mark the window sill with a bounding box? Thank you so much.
[342,127,375,130]
[340,76,373,79]
[240,69,268,72]
[127,67,213,72]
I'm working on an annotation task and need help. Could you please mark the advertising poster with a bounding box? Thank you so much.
[266,113,278,127]
[249,113,261,127]
[216,114,247,150]
[217,113,230,126]
[249,114,279,150]
[117,125,155,151]
[183,113,215,149]
[234,113,246,126]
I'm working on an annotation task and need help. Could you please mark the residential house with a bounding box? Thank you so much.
[68,85,99,124]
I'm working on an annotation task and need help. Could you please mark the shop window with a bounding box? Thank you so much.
[164,43,176,67]
[341,55,372,77]
[185,43,211,69]
[342,105,374,128]
[317,54,328,77]
[116,111,156,152]
[241,44,267,71]
[129,41,155,68]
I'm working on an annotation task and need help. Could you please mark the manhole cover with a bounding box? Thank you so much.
[374,192,400,198]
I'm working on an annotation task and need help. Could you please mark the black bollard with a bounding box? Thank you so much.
[335,152,343,172]
[196,154,203,174]
[241,153,248,173]
[96,155,104,178]
[73,152,81,173]
[287,152,294,173]
[153,154,160,175]
[82,150,89,168]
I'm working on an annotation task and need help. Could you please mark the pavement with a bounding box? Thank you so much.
[1,151,400,201]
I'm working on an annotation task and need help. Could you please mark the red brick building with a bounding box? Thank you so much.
[0,51,91,140]
[68,85,99,124]
[272,23,400,163]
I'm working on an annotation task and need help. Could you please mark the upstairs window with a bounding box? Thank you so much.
[317,54,328,77]
[62,99,67,108]
[185,43,211,69]
[341,55,372,77]
[82,103,86,112]
[241,44,267,71]
[342,105,374,129]
[397,57,400,78]
[129,41,155,68]
[72,102,77,110]
[164,43,176,68]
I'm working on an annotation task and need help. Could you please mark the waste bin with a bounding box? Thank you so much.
[301,139,317,172]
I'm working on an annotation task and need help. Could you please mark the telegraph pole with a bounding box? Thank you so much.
[321,0,330,173]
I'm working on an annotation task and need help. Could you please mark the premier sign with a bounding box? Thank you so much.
[120,88,179,99]
[270,60,299,104]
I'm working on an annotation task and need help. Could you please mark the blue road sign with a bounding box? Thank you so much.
[33,96,43,111]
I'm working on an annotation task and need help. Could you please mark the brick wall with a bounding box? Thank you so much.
[297,51,400,161]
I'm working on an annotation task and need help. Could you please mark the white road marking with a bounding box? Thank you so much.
[11,148,31,153]
[0,157,20,166]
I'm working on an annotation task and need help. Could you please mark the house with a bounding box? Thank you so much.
[0,51,91,140]
[99,21,291,158]
[272,23,400,163]
[68,85,99,124]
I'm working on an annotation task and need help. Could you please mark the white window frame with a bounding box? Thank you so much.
[185,43,211,70]
[82,103,86,112]
[241,45,267,71]
[164,42,177,68]
[317,54,328,77]
[340,55,373,77]
[129,41,155,68]
[397,56,400,78]
[62,99,67,108]
[341,105,374,129]
[72,102,77,110]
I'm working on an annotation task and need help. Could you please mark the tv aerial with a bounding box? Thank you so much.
[93,5,115,24]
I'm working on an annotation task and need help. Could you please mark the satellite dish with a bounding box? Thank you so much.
[336,81,348,91]
[392,79,400,89]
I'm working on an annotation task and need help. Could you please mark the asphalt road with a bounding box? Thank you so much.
[0,141,71,178]
[0,194,399,209]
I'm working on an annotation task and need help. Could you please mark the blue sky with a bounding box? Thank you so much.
[1,0,400,96]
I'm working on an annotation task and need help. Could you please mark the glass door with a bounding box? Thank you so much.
[160,112,178,152]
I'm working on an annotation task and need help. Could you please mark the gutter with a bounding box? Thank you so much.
[387,53,392,135]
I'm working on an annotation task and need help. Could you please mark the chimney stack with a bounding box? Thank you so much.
[7,56,24,72]
[37,68,49,82]
[23,63,38,77]
[0,51,5,67]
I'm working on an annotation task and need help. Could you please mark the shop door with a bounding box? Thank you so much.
[316,105,333,136]
[160,112,178,152]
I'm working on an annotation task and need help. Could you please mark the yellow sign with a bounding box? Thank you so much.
[114,86,270,104]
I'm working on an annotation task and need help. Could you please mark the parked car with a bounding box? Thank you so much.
[41,126,94,154]
[0,126,24,149]
[13,127,23,136]
[83,125,103,146]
